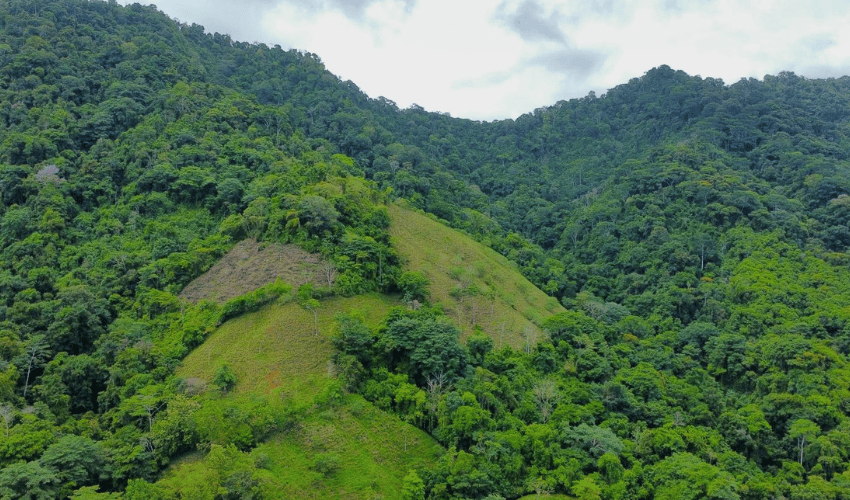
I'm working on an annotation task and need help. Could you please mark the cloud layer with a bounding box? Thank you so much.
[495,0,567,43]
[123,0,850,120]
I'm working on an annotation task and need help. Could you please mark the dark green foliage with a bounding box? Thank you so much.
[397,270,430,304]
[311,452,341,476]
[213,364,237,393]
[379,309,469,385]
[649,452,739,500]
[331,313,374,366]
[221,469,262,500]
[296,195,340,237]
[37,352,106,413]
[466,332,494,366]
[531,342,557,373]
[677,321,719,352]
[343,294,850,498]
[0,461,59,500]
[39,435,108,495]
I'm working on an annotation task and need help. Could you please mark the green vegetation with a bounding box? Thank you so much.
[4,0,850,498]
[164,294,439,498]
[176,294,392,400]
[254,397,440,498]
[389,201,564,347]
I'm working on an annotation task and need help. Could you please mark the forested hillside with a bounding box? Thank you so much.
[3,0,850,498]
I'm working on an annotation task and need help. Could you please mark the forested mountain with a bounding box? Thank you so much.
[3,0,850,498]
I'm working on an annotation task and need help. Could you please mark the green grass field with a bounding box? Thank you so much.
[158,392,439,499]
[165,294,440,498]
[388,201,564,349]
[259,395,441,498]
[176,295,396,403]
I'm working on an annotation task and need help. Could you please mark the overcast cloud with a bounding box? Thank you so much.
[122,0,850,121]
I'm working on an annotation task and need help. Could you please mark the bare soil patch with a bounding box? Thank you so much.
[179,239,333,304]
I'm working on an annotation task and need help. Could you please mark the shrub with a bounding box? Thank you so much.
[311,453,341,476]
[213,364,237,393]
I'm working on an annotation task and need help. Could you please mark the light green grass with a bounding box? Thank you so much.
[389,201,564,349]
[162,205,562,497]
[176,293,393,402]
[158,394,439,499]
[263,394,441,499]
[166,293,441,498]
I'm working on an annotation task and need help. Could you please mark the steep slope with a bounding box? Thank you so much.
[157,201,566,495]
[169,294,440,499]
[177,295,392,400]
[389,201,563,348]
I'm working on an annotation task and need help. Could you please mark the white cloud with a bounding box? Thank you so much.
[123,0,850,120]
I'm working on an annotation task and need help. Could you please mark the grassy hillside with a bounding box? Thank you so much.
[389,201,564,349]
[158,201,569,496]
[255,398,440,498]
[158,392,440,499]
[176,295,391,400]
[166,293,440,498]
[160,201,570,496]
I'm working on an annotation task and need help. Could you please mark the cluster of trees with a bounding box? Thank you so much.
[337,304,850,499]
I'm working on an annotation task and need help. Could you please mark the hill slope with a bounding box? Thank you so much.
[157,200,566,496]
[170,294,440,498]
[178,239,332,304]
[389,201,563,348]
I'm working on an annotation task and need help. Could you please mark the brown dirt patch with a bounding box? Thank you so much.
[179,239,333,304]
[265,367,283,395]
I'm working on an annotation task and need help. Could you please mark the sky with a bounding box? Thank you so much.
[121,0,850,121]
